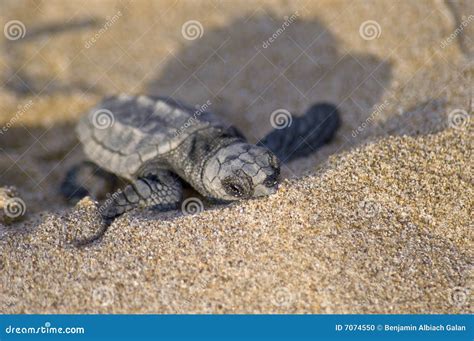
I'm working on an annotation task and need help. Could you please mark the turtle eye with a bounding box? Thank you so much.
[224,182,244,197]
[222,174,249,198]
[263,173,279,188]
[221,170,253,199]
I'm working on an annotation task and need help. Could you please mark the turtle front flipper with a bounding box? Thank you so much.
[258,103,340,163]
[99,170,182,224]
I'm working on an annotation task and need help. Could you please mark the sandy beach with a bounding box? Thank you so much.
[0,0,472,313]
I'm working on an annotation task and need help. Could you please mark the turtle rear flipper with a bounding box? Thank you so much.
[258,103,340,163]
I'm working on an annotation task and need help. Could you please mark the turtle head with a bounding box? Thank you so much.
[203,142,280,201]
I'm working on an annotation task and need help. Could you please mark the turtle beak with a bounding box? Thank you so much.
[263,172,280,188]
[254,172,279,197]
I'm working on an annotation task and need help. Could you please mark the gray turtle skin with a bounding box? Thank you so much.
[62,94,340,226]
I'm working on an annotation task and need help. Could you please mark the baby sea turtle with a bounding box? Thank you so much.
[62,95,339,225]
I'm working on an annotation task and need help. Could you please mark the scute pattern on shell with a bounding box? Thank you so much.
[76,95,227,179]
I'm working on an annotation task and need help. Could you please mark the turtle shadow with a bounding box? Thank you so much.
[2,17,103,97]
[8,18,100,44]
[146,12,393,174]
[0,123,80,216]
[444,0,474,60]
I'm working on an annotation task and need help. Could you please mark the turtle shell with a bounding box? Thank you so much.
[76,94,230,179]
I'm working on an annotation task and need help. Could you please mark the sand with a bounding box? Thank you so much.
[0,0,472,313]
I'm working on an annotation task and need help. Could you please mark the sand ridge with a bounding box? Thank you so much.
[1,128,472,313]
